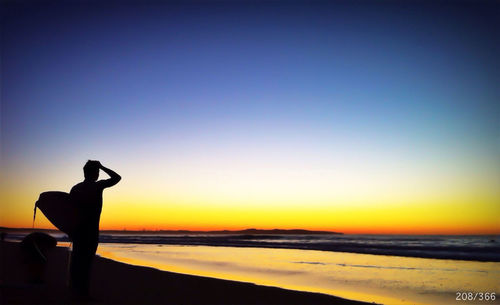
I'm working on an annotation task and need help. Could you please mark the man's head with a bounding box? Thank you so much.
[83,160,100,181]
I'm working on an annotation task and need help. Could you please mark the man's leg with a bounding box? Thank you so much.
[69,240,84,296]
[70,239,95,298]
[80,237,98,297]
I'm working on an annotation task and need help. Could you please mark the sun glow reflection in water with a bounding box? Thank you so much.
[96,244,500,305]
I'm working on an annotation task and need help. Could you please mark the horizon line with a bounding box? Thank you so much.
[2,226,499,236]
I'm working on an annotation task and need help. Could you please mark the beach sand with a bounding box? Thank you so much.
[1,241,375,305]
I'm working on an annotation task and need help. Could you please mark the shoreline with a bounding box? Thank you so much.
[96,237,500,262]
[4,230,499,262]
[1,241,376,305]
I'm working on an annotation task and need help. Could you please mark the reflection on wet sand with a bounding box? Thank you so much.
[97,244,500,305]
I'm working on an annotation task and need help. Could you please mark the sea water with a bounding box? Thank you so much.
[96,243,500,305]
[95,234,500,261]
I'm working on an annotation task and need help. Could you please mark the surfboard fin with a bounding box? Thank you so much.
[33,201,38,229]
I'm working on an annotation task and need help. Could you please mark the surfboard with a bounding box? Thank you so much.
[34,191,80,238]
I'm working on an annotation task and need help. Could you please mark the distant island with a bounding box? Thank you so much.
[138,228,343,235]
[0,227,342,235]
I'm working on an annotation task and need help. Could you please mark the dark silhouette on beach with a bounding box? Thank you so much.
[20,232,57,283]
[69,160,120,299]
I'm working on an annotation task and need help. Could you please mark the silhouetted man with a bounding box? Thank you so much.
[69,160,121,299]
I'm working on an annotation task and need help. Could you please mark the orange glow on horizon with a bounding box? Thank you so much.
[2,159,499,236]
[5,220,499,236]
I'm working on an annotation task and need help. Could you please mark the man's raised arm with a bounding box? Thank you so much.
[99,163,121,188]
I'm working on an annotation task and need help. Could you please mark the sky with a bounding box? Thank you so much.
[1,0,499,234]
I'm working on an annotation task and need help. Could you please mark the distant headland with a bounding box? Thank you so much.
[0,227,342,235]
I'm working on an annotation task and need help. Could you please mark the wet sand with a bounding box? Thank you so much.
[0,242,375,304]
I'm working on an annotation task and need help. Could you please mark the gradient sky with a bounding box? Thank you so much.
[1,0,499,234]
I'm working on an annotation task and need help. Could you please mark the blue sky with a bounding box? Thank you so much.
[2,0,499,231]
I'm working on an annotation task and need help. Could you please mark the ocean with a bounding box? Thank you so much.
[94,233,500,261]
[6,232,500,305]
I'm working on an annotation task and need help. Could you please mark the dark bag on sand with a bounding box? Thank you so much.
[21,232,57,263]
[34,191,80,238]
